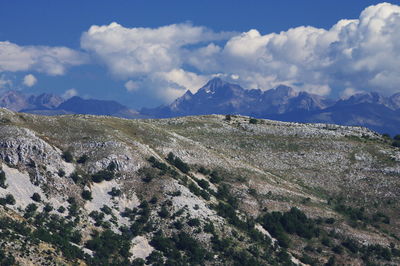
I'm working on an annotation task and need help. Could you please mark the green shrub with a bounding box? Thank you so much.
[210,171,222,183]
[31,192,41,202]
[107,161,117,171]
[81,190,93,201]
[44,203,53,213]
[77,154,89,164]
[0,248,16,265]
[4,194,15,205]
[166,152,190,173]
[57,206,66,213]
[0,170,7,189]
[108,187,122,197]
[187,218,201,227]
[148,156,168,171]
[158,206,170,218]
[92,170,114,183]
[249,118,258,124]
[196,179,210,190]
[62,150,73,163]
[100,205,112,215]
[69,172,80,184]
[57,169,66,177]
[25,203,38,213]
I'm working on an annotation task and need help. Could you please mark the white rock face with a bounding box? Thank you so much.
[0,163,67,212]
[0,125,74,177]
[0,163,45,209]
[85,180,140,226]
[130,236,154,260]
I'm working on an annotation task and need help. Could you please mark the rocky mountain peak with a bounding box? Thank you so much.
[271,85,298,98]
[201,77,226,93]
[26,93,64,110]
[343,91,387,105]
[0,90,28,111]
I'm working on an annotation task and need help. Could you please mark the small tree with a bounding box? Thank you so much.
[108,187,122,197]
[249,118,258,124]
[31,193,41,202]
[81,190,93,201]
[62,150,73,163]
[57,206,66,213]
[0,170,7,189]
[57,169,66,177]
[44,203,53,212]
[5,194,15,205]
[107,161,117,171]
[77,154,89,164]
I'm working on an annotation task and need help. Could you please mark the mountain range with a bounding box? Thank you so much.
[2,78,400,134]
[142,78,400,135]
[0,90,140,118]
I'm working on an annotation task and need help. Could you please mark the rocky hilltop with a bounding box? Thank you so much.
[0,108,399,265]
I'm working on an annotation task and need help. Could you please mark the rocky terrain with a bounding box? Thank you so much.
[0,108,399,265]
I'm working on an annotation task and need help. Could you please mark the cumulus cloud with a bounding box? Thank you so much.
[124,80,138,92]
[80,3,400,102]
[341,87,364,99]
[0,41,87,75]
[62,88,78,99]
[211,2,400,96]
[81,22,233,100]
[23,74,37,87]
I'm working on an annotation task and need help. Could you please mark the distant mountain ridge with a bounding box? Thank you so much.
[2,78,400,134]
[142,78,400,135]
[141,78,333,118]
[0,91,141,118]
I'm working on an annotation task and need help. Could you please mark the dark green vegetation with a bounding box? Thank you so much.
[0,169,7,189]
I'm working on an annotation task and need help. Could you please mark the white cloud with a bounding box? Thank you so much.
[62,88,78,99]
[0,75,12,90]
[81,22,233,78]
[341,87,363,99]
[124,80,138,92]
[81,22,233,100]
[23,74,37,87]
[157,69,208,94]
[0,41,87,75]
[80,3,400,102]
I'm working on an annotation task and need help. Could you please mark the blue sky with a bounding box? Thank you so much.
[1,1,400,109]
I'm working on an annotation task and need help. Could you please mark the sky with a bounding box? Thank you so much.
[1,0,400,109]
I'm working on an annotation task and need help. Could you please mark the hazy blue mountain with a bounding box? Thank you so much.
[142,78,333,118]
[55,96,141,118]
[0,90,30,111]
[0,91,64,112]
[142,78,400,135]
[142,78,333,117]
[26,93,64,110]
[0,91,141,118]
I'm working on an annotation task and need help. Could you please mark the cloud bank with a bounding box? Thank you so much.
[0,41,87,75]
[81,3,400,101]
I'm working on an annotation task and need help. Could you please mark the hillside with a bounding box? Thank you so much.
[0,109,399,265]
